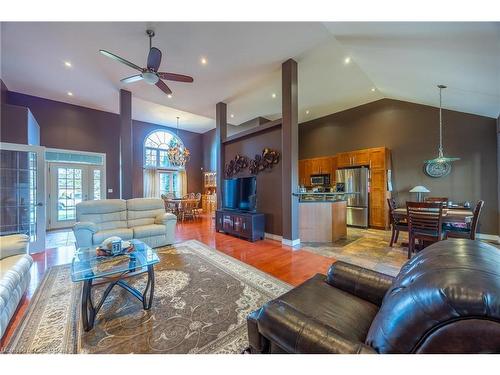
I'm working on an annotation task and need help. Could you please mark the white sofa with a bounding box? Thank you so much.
[73,198,177,249]
[0,234,33,339]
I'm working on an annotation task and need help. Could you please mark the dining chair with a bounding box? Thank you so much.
[161,194,178,215]
[445,200,484,240]
[406,201,444,259]
[387,198,408,247]
[194,192,203,216]
[179,200,198,222]
[424,197,449,208]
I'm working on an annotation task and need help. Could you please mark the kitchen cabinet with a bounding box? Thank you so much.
[298,146,391,229]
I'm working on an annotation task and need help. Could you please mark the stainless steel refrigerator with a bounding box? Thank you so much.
[336,167,369,228]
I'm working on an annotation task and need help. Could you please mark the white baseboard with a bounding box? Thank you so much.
[477,233,500,243]
[264,232,282,242]
[281,238,301,247]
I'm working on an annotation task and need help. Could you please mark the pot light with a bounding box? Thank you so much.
[305,110,310,115]
[344,57,351,65]
[230,114,235,118]
[371,88,376,92]
[200,57,207,65]
[67,91,73,96]
[167,94,172,99]
[271,93,277,99]
[64,61,72,68]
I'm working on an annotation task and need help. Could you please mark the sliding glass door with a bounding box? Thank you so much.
[0,142,46,253]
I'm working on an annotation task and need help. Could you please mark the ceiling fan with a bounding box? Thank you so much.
[99,29,194,95]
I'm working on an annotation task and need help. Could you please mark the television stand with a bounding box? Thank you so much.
[215,209,265,242]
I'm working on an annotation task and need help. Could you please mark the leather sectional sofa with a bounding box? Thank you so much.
[73,198,177,249]
[0,234,32,339]
[247,239,500,354]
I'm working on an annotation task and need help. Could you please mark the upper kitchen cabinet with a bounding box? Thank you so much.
[369,147,388,169]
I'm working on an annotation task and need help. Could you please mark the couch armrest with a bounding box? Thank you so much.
[326,261,394,306]
[73,221,98,233]
[155,213,177,225]
[0,234,29,260]
[251,300,377,354]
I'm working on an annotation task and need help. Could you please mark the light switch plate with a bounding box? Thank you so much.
[107,188,113,193]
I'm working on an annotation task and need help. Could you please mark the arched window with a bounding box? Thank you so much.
[144,130,184,168]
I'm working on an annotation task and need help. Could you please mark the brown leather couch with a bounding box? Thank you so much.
[247,239,500,353]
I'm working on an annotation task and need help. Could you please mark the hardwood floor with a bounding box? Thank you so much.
[0,214,333,350]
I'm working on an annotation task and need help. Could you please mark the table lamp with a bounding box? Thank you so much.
[409,185,430,202]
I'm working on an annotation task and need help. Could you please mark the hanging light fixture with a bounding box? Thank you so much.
[424,84,460,178]
[167,116,190,167]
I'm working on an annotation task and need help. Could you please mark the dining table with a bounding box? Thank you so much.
[164,198,199,216]
[393,207,474,224]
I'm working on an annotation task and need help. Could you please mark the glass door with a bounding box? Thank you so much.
[47,163,105,229]
[0,142,46,253]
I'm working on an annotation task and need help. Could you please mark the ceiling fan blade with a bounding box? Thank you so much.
[157,72,194,83]
[99,50,143,72]
[147,47,162,72]
[156,79,172,95]
[121,74,144,84]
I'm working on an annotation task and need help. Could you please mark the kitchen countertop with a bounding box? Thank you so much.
[293,191,358,202]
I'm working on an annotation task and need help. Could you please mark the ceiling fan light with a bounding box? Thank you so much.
[142,71,159,84]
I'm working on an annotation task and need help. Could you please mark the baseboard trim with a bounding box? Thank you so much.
[264,232,282,242]
[477,233,500,243]
[281,238,301,247]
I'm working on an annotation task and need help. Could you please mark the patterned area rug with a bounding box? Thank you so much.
[5,240,291,354]
[301,228,409,276]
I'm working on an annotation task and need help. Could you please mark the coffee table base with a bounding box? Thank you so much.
[81,264,155,332]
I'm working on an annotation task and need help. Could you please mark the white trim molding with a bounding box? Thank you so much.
[281,238,301,247]
[477,233,500,243]
[264,232,282,242]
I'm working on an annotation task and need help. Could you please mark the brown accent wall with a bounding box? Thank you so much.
[202,128,216,172]
[5,91,122,198]
[224,127,283,235]
[299,98,498,234]
[132,119,203,198]
[4,90,204,200]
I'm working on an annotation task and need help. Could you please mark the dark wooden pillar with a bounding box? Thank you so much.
[281,59,299,245]
[120,89,133,199]
[216,102,227,209]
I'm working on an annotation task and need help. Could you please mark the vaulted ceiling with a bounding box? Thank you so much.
[1,22,499,134]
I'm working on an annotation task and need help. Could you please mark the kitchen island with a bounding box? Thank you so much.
[295,192,356,243]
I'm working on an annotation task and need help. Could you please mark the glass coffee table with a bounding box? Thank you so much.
[71,239,160,332]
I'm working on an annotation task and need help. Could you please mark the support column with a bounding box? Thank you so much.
[120,89,133,199]
[216,102,227,209]
[281,59,299,245]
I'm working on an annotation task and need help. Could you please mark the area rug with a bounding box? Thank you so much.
[301,228,408,276]
[4,240,291,354]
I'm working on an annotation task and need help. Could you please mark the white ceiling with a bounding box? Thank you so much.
[1,22,499,135]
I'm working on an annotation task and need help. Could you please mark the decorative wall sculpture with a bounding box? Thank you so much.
[249,148,281,175]
[225,148,281,177]
[224,154,249,178]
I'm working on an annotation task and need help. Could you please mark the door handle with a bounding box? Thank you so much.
[36,202,43,207]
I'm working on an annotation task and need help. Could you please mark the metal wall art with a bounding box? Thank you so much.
[224,148,281,177]
[249,148,281,175]
[224,154,249,178]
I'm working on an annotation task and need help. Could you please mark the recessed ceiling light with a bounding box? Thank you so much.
[344,57,351,65]
[230,114,235,118]
[271,93,277,99]
[371,88,376,92]
[64,61,72,68]
[200,57,207,65]
[305,110,310,115]
[67,91,73,96]
[167,94,172,98]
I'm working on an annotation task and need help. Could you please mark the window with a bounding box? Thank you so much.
[159,171,181,197]
[144,130,184,168]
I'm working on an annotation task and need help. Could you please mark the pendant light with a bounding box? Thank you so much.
[424,85,460,177]
[167,116,191,167]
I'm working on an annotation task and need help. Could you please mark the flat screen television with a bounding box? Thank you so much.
[223,176,257,212]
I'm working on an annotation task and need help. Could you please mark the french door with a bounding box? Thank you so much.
[47,163,105,229]
[0,142,46,253]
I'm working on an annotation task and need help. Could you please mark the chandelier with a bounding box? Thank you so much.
[167,116,190,167]
[424,84,460,178]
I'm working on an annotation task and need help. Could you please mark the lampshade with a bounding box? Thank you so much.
[409,185,430,193]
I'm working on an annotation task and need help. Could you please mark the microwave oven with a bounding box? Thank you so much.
[310,174,331,186]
